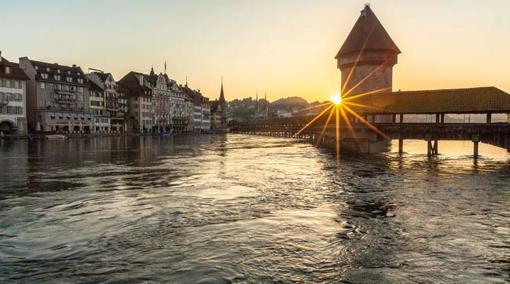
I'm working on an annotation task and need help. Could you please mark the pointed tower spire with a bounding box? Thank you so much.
[336,4,400,59]
[336,4,400,96]
[164,61,167,75]
[150,65,155,76]
[256,90,259,111]
[219,76,225,103]
[185,76,188,87]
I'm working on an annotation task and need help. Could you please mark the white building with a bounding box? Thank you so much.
[183,85,211,132]
[86,74,110,133]
[0,52,29,135]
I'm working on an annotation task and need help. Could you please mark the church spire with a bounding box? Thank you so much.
[150,65,155,76]
[219,76,225,104]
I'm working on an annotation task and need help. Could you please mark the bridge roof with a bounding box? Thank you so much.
[350,87,510,114]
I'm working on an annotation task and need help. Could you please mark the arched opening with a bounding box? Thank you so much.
[0,120,14,134]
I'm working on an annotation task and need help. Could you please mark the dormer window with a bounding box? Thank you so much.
[35,66,39,70]
[41,73,48,79]
[5,66,10,74]
[54,74,61,80]
[66,77,72,83]
[77,78,83,84]
[67,71,71,75]
[57,69,61,74]
[46,67,50,72]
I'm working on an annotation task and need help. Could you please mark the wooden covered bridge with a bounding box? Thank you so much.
[231,87,510,158]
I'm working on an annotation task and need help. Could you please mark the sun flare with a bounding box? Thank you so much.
[331,93,342,105]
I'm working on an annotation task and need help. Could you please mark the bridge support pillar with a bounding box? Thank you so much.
[426,135,438,157]
[472,135,480,158]
[398,138,403,155]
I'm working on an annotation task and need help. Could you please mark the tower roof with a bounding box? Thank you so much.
[335,5,400,59]
[219,77,226,104]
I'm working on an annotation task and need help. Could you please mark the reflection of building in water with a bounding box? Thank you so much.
[0,140,28,191]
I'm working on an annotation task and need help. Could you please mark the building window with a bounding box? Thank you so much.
[41,73,48,79]
[5,66,11,74]
[78,78,84,84]
[40,82,46,89]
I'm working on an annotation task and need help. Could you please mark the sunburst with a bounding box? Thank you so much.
[292,44,390,161]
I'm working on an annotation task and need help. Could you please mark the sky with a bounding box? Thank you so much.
[1,0,509,102]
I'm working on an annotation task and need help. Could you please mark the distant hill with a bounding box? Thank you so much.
[270,97,309,110]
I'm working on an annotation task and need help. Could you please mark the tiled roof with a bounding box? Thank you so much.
[29,59,88,86]
[0,57,29,81]
[94,72,111,82]
[336,5,400,58]
[117,72,152,98]
[350,87,510,114]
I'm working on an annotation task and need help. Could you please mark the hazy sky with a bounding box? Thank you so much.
[2,0,509,102]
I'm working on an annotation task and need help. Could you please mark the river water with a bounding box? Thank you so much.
[0,135,509,283]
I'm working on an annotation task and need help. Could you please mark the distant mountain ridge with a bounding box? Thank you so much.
[270,96,309,110]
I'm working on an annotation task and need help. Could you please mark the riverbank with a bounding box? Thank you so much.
[0,131,220,141]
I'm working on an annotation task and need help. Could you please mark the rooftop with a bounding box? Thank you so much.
[350,87,510,114]
[336,5,400,58]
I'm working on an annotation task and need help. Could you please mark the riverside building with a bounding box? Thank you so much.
[118,71,154,133]
[87,72,127,133]
[182,85,211,132]
[19,58,92,133]
[0,51,29,135]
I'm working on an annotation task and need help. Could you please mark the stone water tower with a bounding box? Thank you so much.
[336,5,400,97]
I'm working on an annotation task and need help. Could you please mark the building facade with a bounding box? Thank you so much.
[19,58,92,133]
[87,72,127,133]
[118,71,154,133]
[151,69,172,132]
[87,76,110,133]
[183,85,211,132]
[0,52,29,135]
[168,80,192,132]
